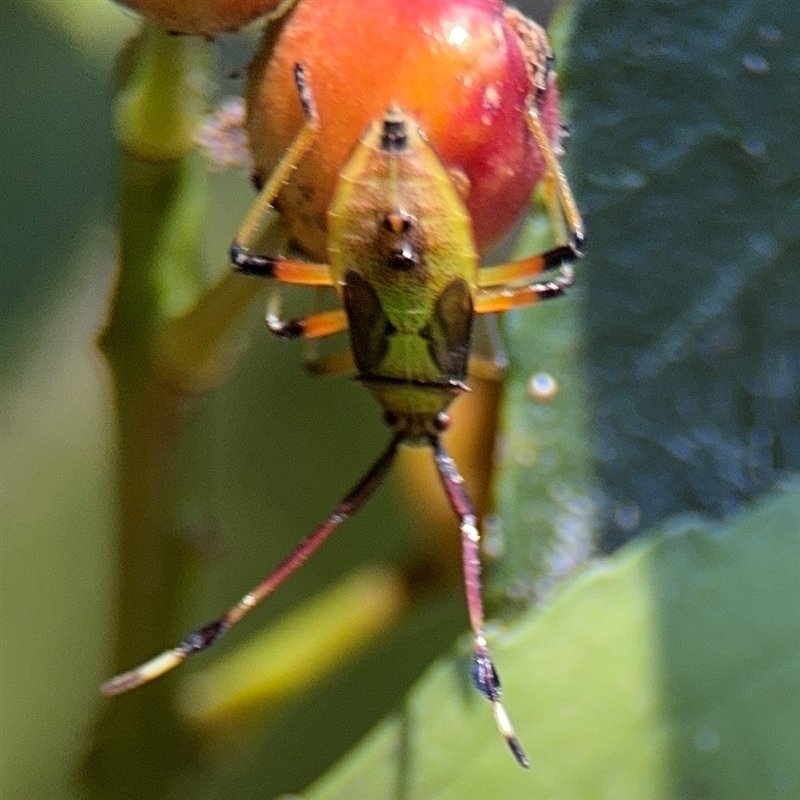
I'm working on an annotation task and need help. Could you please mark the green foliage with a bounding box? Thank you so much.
[306,0,800,794]
[559,0,800,549]
[2,0,797,797]
[494,0,800,601]
[307,484,800,800]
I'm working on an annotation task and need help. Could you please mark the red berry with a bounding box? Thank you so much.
[246,0,561,259]
[115,0,286,35]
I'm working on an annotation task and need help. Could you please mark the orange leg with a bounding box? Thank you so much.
[479,97,584,290]
[232,249,334,286]
[229,64,334,290]
[231,64,320,270]
[474,265,574,314]
[305,349,356,378]
[475,99,583,315]
[478,244,577,288]
[269,308,348,339]
[224,65,344,340]
[265,287,348,340]
[526,101,585,249]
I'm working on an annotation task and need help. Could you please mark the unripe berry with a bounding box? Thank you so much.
[116,0,287,35]
[246,0,562,259]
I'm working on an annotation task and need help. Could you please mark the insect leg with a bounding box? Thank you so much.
[430,436,530,768]
[477,240,578,289]
[101,434,403,696]
[229,64,334,288]
[225,64,344,339]
[525,101,584,251]
[294,288,355,374]
[233,253,334,286]
[304,350,356,378]
[476,99,583,302]
[263,288,348,340]
[474,265,575,314]
[467,315,508,382]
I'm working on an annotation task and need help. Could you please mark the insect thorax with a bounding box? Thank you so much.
[327,110,479,431]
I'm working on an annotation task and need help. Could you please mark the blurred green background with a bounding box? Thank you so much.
[2,2,469,797]
[1,0,798,798]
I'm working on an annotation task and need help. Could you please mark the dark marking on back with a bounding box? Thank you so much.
[381,111,408,152]
[380,211,423,272]
[421,278,473,380]
[343,270,395,375]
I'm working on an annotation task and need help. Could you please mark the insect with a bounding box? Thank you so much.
[102,64,584,768]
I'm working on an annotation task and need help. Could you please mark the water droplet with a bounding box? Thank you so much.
[614,504,641,532]
[514,446,538,469]
[758,24,783,47]
[506,580,534,604]
[589,168,645,191]
[743,53,769,75]
[695,729,720,752]
[482,514,505,560]
[528,372,558,401]
[749,231,779,259]
[742,138,766,158]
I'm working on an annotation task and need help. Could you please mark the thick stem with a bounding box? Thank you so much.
[81,26,214,798]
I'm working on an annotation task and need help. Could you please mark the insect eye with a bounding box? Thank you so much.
[382,212,413,234]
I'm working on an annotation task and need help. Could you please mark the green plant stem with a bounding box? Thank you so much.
[81,26,215,798]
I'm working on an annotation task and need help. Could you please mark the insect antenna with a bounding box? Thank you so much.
[430,435,530,768]
[102,433,403,696]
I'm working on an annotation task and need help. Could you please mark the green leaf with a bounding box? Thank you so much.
[306,1,800,792]
[4,0,798,797]
[307,483,800,800]
[494,0,800,601]
[559,0,800,549]
[489,209,594,602]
